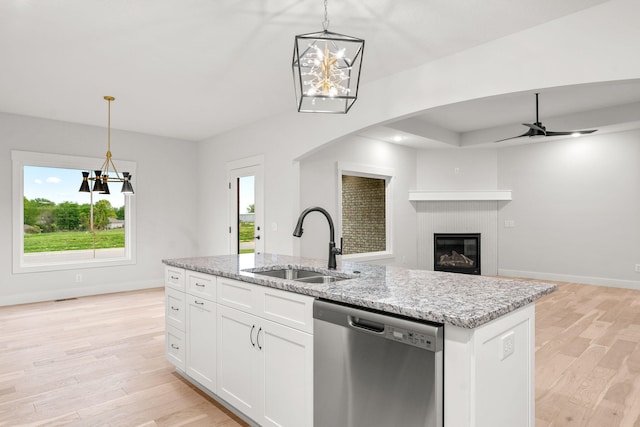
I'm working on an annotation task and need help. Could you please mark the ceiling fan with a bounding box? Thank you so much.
[496,93,597,142]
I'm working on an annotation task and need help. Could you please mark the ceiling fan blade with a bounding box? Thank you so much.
[544,131,573,136]
[545,129,598,137]
[495,130,531,143]
[522,123,546,134]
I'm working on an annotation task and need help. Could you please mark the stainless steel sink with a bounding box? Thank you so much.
[294,275,347,283]
[247,267,350,283]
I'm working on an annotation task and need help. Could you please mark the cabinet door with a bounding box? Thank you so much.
[216,305,260,419]
[186,295,217,392]
[259,319,313,427]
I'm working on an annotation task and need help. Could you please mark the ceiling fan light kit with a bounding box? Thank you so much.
[496,93,598,142]
[292,0,364,113]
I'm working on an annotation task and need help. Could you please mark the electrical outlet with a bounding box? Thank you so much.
[500,331,515,360]
[635,264,640,273]
[75,274,82,283]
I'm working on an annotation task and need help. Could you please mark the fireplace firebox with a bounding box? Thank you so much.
[434,233,481,275]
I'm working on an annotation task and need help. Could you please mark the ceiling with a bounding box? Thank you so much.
[3,0,634,145]
[358,80,640,149]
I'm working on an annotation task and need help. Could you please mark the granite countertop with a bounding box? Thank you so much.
[162,253,556,329]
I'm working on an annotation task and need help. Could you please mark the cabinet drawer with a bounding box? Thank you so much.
[166,325,185,371]
[187,271,216,301]
[217,277,258,313]
[260,287,314,334]
[166,288,186,331]
[165,266,185,291]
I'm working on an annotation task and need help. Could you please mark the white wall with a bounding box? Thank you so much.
[416,149,498,190]
[195,0,640,262]
[0,112,199,305]
[298,136,417,267]
[497,129,640,288]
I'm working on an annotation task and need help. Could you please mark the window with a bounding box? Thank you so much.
[338,163,393,261]
[12,150,136,273]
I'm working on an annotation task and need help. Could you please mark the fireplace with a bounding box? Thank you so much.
[434,233,481,275]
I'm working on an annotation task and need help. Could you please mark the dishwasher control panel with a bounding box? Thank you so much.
[386,326,437,351]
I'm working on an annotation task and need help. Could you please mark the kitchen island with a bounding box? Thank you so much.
[163,253,556,427]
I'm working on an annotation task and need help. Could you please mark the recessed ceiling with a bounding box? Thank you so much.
[0,0,608,141]
[359,80,640,149]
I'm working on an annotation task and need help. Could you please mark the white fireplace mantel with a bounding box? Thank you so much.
[409,190,512,202]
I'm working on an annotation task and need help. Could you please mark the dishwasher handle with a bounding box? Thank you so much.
[348,315,385,334]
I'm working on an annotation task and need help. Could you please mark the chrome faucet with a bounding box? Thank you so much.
[293,206,342,269]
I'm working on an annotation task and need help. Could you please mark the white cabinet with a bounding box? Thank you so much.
[217,304,313,427]
[164,266,314,427]
[165,266,185,291]
[166,325,186,370]
[165,267,186,370]
[260,315,313,427]
[217,305,261,415]
[166,287,186,331]
[186,294,217,392]
[187,270,216,300]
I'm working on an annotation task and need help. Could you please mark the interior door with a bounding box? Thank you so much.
[227,157,264,254]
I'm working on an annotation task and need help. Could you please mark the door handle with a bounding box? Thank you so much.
[256,327,263,350]
[250,324,256,347]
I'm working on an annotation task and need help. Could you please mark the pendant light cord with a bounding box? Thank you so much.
[107,98,111,153]
[322,0,329,31]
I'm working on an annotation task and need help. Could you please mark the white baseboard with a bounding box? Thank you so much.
[498,269,640,290]
[0,279,163,307]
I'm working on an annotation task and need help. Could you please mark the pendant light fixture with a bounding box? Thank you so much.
[79,96,134,195]
[292,0,364,113]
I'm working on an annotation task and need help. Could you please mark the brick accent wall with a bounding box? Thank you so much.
[341,175,386,254]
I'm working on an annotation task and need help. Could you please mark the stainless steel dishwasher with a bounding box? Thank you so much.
[314,299,444,427]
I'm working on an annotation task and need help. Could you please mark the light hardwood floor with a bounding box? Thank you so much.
[0,288,248,427]
[2,283,640,426]
[535,281,640,427]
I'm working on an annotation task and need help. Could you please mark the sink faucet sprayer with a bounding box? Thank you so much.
[293,207,342,270]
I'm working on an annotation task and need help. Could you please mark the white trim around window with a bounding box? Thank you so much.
[12,150,136,274]
[337,162,394,262]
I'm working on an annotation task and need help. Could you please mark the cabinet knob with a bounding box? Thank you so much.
[257,327,263,350]
[250,324,256,347]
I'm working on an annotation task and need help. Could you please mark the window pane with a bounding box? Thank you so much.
[23,165,126,265]
[341,175,386,255]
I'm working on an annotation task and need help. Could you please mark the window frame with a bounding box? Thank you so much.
[337,162,394,262]
[12,150,136,274]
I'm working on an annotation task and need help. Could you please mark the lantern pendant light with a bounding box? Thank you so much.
[79,96,134,195]
[292,0,365,113]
